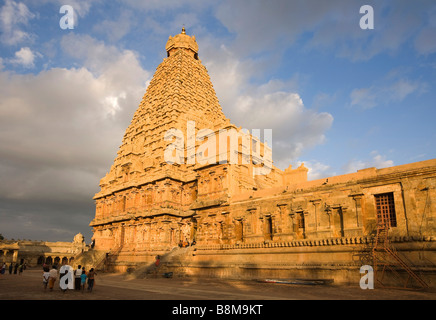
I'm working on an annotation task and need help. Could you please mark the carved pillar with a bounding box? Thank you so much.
[310,199,321,233]
[220,211,230,242]
[246,207,262,243]
[118,223,125,247]
[324,206,330,228]
[102,199,108,218]
[261,214,273,241]
[233,217,245,243]
[275,204,287,234]
[329,205,348,237]
[350,194,364,228]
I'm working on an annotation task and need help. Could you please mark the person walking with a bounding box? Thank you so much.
[13,263,18,274]
[87,268,96,292]
[48,265,58,291]
[8,263,12,275]
[0,263,5,276]
[80,267,87,293]
[43,266,50,290]
[74,265,82,290]
[18,263,24,275]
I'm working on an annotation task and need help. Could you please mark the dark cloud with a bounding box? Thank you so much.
[0,196,94,242]
[0,34,149,242]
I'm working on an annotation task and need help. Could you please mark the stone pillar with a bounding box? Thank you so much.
[350,194,364,228]
[400,179,416,236]
[301,210,309,239]
[321,204,334,238]
[220,211,230,242]
[246,208,263,243]
[118,224,125,247]
[331,206,345,237]
[310,199,321,234]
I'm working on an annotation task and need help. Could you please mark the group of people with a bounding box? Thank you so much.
[178,239,196,248]
[0,262,26,275]
[42,264,96,293]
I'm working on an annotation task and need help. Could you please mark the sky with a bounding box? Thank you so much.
[0,0,435,242]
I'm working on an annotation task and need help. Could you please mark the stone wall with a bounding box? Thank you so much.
[0,233,88,267]
[92,159,436,287]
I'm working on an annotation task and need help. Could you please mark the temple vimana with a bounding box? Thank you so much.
[4,28,433,288]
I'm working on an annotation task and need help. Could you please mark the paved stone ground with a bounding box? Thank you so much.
[1,268,436,301]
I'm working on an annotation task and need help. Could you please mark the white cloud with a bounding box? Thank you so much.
[0,34,150,202]
[342,151,394,173]
[0,0,35,45]
[350,77,427,109]
[198,39,333,169]
[10,47,38,68]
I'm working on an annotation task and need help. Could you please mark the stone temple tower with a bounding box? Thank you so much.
[90,28,283,256]
[88,29,436,285]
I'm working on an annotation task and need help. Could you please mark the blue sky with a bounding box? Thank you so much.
[0,0,435,242]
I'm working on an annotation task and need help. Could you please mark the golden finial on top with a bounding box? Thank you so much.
[181,26,186,34]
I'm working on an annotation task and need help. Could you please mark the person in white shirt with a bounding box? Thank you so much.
[74,265,82,290]
[48,265,58,291]
[43,266,50,290]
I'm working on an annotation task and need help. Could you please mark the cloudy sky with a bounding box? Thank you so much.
[1,0,435,242]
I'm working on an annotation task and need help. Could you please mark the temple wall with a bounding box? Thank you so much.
[186,239,436,286]
[107,237,436,286]
[91,159,436,287]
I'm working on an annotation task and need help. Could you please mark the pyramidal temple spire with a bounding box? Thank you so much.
[94,29,230,198]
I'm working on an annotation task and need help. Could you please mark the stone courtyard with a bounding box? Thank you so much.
[1,268,435,301]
